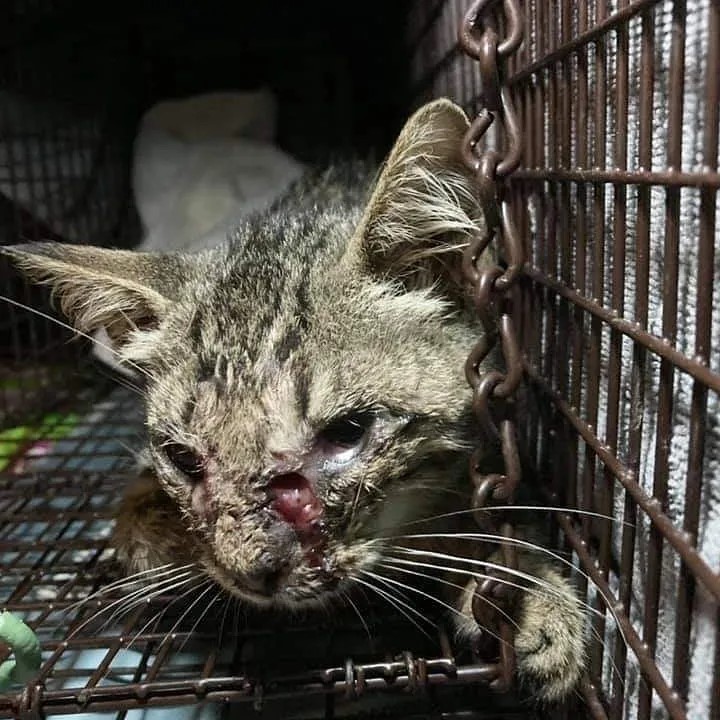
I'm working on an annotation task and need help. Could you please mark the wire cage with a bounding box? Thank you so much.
[1,1,719,719]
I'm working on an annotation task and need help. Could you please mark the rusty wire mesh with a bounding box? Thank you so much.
[412,0,720,719]
[0,2,532,719]
[0,384,536,719]
[1,0,719,718]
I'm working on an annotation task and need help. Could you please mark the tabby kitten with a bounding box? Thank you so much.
[3,99,585,702]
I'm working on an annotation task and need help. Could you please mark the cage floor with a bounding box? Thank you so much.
[0,383,538,719]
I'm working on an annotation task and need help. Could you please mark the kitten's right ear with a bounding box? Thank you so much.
[1,242,185,356]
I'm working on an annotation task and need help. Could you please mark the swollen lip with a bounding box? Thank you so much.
[269,473,327,564]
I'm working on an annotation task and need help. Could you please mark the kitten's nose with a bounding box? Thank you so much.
[268,473,323,531]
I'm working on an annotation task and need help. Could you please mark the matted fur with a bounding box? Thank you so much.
[2,99,586,704]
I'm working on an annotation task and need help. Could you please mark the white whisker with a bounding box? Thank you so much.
[387,548,617,629]
[68,563,194,613]
[341,590,373,642]
[175,584,223,655]
[0,293,152,380]
[381,554,623,684]
[395,506,632,528]
[364,569,508,648]
[377,561,518,630]
[388,532,624,633]
[98,571,200,635]
[68,570,197,639]
[217,594,233,648]
[125,576,210,649]
[354,574,433,640]
[162,580,218,647]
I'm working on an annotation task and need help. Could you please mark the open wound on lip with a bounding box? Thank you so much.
[269,473,326,564]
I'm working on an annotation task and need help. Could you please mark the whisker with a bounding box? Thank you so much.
[125,576,210,649]
[159,580,219,655]
[381,554,623,686]
[98,572,201,635]
[354,574,433,640]
[0,293,153,380]
[69,570,197,639]
[382,555,578,610]
[68,567,196,621]
[67,566,193,620]
[386,549,617,630]
[234,598,243,635]
[388,532,625,634]
[175,584,224,655]
[391,553,607,622]
[217,594,233,649]
[377,561,519,631]
[341,590,373,643]
[349,474,367,530]
[96,367,147,399]
[68,564,194,613]
[364,569,508,648]
[395,506,632,528]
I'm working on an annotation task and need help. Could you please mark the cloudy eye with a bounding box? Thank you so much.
[162,442,205,483]
[317,411,373,461]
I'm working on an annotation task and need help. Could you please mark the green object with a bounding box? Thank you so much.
[0,412,78,471]
[0,611,41,690]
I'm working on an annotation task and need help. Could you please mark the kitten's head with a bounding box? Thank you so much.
[4,99,487,608]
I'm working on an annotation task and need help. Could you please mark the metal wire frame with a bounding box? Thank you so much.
[413,0,719,717]
[0,0,140,433]
[0,0,718,718]
[506,1,718,719]
[0,391,536,719]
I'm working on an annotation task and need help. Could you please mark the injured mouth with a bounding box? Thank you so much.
[269,473,327,565]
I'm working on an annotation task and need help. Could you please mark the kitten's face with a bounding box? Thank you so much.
[141,246,475,606]
[4,99,484,608]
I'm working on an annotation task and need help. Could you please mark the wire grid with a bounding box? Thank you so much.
[414,0,720,719]
[0,0,141,431]
[2,0,718,719]
[0,392,535,720]
[0,4,534,715]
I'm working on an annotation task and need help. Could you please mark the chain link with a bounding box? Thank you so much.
[457,0,525,693]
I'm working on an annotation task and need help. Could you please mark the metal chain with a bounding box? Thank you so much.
[457,0,525,693]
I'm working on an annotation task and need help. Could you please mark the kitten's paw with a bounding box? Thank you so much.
[514,566,586,703]
[452,564,585,703]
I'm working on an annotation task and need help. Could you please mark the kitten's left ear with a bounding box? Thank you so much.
[1,242,186,355]
[353,98,482,301]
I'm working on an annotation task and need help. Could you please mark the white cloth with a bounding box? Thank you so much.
[92,89,304,373]
[133,89,304,253]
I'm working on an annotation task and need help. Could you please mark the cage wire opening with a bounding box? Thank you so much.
[1,0,720,719]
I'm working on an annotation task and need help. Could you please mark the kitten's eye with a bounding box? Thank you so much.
[317,412,372,459]
[162,442,205,482]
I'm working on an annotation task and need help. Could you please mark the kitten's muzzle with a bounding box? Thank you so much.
[214,473,333,599]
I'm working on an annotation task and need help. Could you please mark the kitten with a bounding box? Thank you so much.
[3,99,585,702]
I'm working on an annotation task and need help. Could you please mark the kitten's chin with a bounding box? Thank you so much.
[200,557,335,609]
[202,542,381,610]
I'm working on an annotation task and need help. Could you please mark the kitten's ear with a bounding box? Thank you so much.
[2,242,183,351]
[354,98,481,301]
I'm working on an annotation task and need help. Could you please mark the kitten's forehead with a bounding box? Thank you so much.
[149,171,471,446]
[182,204,358,371]
[188,277,311,393]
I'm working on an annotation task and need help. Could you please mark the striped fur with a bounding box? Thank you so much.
[3,99,585,703]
